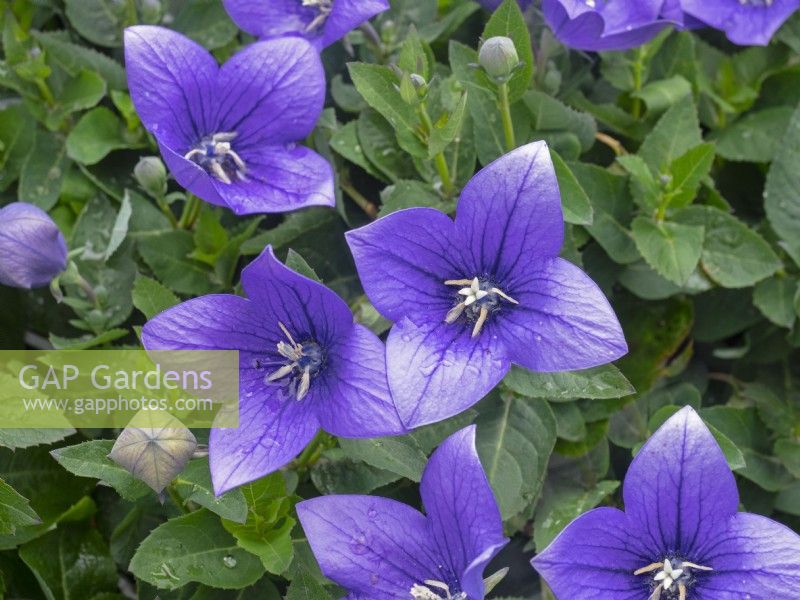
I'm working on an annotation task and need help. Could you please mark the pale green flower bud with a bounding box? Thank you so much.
[479,36,520,81]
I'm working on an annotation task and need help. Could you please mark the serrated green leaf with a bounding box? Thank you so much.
[713,106,794,162]
[664,142,715,209]
[638,95,702,173]
[0,478,40,535]
[483,0,533,102]
[130,509,265,590]
[66,106,142,165]
[475,395,556,520]
[764,103,800,266]
[504,364,635,401]
[551,151,593,225]
[132,275,180,320]
[631,216,704,285]
[753,276,798,328]
[339,435,427,482]
[348,63,419,137]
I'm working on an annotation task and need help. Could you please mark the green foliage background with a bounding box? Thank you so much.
[0,0,799,598]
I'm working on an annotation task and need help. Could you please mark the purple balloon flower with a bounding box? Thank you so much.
[533,406,800,600]
[676,0,800,46]
[0,203,67,289]
[347,142,627,429]
[141,246,405,494]
[221,0,389,50]
[124,26,334,215]
[297,425,508,599]
[542,0,672,51]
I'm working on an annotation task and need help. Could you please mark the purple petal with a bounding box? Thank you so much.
[532,507,648,600]
[209,380,319,494]
[223,0,388,49]
[386,318,510,429]
[240,246,354,348]
[420,426,508,600]
[346,208,461,324]
[124,26,217,150]
[0,203,66,289]
[498,257,627,371]
[141,294,272,352]
[695,512,800,599]
[623,406,740,558]
[210,144,334,215]
[320,0,390,48]
[315,324,406,437]
[681,0,800,46]
[215,37,325,147]
[598,0,663,34]
[297,495,441,598]
[453,142,564,283]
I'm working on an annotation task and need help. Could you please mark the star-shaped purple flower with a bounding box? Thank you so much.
[533,406,800,600]
[0,203,67,289]
[124,26,334,215]
[347,142,627,429]
[676,0,800,46]
[222,0,389,50]
[542,0,672,51]
[297,425,508,599]
[141,246,405,494]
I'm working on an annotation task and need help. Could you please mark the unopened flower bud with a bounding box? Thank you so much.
[0,203,67,289]
[479,36,520,81]
[134,156,167,198]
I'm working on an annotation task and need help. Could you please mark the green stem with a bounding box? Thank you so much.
[631,47,645,120]
[155,196,178,228]
[167,484,190,514]
[294,431,331,470]
[178,195,201,229]
[341,179,378,218]
[35,78,55,107]
[498,82,516,152]
[419,104,455,197]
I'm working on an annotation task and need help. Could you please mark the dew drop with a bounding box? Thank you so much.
[223,555,237,568]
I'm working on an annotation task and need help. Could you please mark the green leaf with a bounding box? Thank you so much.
[631,216,705,285]
[132,275,180,320]
[664,143,715,209]
[0,478,40,535]
[631,75,692,114]
[617,154,661,211]
[475,395,556,520]
[0,102,35,191]
[171,0,238,49]
[0,428,75,451]
[674,205,781,288]
[638,95,702,173]
[428,91,468,158]
[533,481,619,551]
[19,526,119,600]
[348,63,419,137]
[397,26,432,80]
[311,450,401,495]
[483,0,534,102]
[138,230,216,295]
[524,90,597,153]
[46,69,107,129]
[379,180,453,216]
[285,249,322,283]
[753,276,798,328]
[357,109,420,180]
[130,509,265,590]
[64,0,135,47]
[551,151,593,225]
[51,439,152,502]
[764,103,800,266]
[550,403,587,442]
[173,458,247,523]
[504,364,635,401]
[31,30,127,90]
[222,474,295,575]
[339,435,428,482]
[285,565,333,600]
[713,106,794,162]
[329,121,383,179]
[66,106,141,165]
[18,129,69,210]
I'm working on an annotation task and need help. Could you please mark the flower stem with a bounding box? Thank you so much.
[178,194,201,229]
[166,483,190,514]
[419,104,455,197]
[595,132,627,156]
[631,47,645,120]
[498,82,516,152]
[294,431,332,470]
[341,178,378,218]
[76,274,98,306]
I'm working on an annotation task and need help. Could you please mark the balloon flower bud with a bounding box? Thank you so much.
[134,156,168,198]
[479,36,520,81]
[0,203,67,289]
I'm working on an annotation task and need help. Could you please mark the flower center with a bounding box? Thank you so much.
[443,277,518,337]
[184,131,247,184]
[301,0,333,32]
[262,322,325,401]
[635,558,713,600]
[409,580,467,600]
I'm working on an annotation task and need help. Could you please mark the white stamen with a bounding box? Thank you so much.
[183,131,245,184]
[409,580,467,600]
[301,0,333,32]
[636,558,713,598]
[266,322,321,401]
[443,276,518,335]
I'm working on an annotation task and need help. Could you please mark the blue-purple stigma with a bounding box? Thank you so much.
[302,0,334,32]
[444,276,518,337]
[634,558,713,600]
[184,131,247,184]
[264,322,325,400]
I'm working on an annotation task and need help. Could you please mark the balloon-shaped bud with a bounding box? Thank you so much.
[479,36,520,81]
[0,203,67,289]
